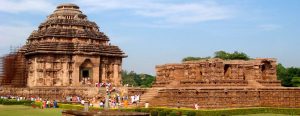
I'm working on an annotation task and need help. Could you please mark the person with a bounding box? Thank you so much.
[46,100,50,108]
[124,99,128,108]
[194,103,199,110]
[145,101,149,108]
[42,100,46,109]
[81,99,85,105]
[53,100,58,108]
[130,96,134,104]
[177,101,180,109]
[99,101,104,108]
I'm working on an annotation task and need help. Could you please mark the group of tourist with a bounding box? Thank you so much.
[30,96,59,108]
[65,96,81,102]
[41,99,58,108]
[0,95,59,109]
[80,78,92,85]
[95,82,112,88]
[130,95,140,104]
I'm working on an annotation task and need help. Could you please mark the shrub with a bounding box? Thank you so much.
[150,110,158,116]
[186,111,196,116]
[0,98,33,105]
[57,103,84,110]
[158,111,167,116]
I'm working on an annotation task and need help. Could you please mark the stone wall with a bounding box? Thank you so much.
[25,54,122,87]
[0,87,99,100]
[148,87,300,109]
[153,58,279,87]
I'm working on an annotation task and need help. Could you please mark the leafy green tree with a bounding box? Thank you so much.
[182,56,210,62]
[139,74,155,87]
[121,70,155,87]
[277,63,287,80]
[277,64,300,87]
[214,51,250,60]
[214,51,228,59]
[291,77,300,87]
[122,70,138,86]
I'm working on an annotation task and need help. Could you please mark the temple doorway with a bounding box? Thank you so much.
[261,61,272,80]
[79,59,93,85]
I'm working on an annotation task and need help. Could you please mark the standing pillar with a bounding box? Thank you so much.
[113,64,120,86]
[72,63,80,86]
[33,57,37,87]
[93,66,99,84]
[62,61,69,86]
[101,66,106,83]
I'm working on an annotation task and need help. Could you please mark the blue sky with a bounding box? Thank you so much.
[0,0,299,75]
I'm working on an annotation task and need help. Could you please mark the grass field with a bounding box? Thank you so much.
[0,105,62,116]
[235,114,299,116]
[0,105,299,116]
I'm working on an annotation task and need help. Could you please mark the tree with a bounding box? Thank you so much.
[182,56,210,62]
[139,74,155,87]
[277,63,287,80]
[277,64,300,87]
[214,51,228,60]
[214,51,250,60]
[182,51,250,62]
[121,70,138,86]
[121,70,155,87]
[291,77,300,87]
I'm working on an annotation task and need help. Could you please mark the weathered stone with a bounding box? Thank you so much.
[0,3,126,88]
[138,58,300,109]
[153,58,279,87]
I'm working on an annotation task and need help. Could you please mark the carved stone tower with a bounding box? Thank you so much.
[24,3,126,87]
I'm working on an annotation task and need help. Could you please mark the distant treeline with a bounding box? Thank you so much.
[277,64,300,87]
[182,51,250,62]
[121,70,155,88]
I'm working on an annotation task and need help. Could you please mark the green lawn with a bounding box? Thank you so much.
[0,105,62,116]
[235,114,299,116]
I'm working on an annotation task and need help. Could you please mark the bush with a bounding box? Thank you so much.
[186,111,196,116]
[150,110,158,116]
[158,111,166,116]
[0,98,33,105]
[57,103,84,110]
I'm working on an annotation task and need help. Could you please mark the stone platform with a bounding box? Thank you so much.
[128,87,300,109]
[0,86,100,100]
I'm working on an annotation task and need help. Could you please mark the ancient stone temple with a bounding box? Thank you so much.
[136,58,300,108]
[153,58,280,87]
[0,3,126,99]
[0,3,126,87]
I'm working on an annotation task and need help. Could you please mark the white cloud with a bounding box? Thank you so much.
[258,24,281,31]
[0,0,234,25]
[75,0,234,25]
[0,0,54,13]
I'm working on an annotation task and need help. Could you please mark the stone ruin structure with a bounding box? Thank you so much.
[154,58,280,87]
[0,3,126,99]
[133,58,300,108]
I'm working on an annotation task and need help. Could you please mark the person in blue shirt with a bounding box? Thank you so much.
[53,100,58,108]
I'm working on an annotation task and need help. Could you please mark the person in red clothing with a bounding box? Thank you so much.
[42,100,46,109]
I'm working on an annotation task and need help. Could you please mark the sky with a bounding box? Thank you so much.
[0,0,299,75]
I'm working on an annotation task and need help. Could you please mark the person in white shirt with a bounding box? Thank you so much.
[194,103,199,110]
[81,100,85,105]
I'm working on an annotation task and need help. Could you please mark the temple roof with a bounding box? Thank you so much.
[23,3,126,57]
[28,3,106,41]
[24,42,126,57]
